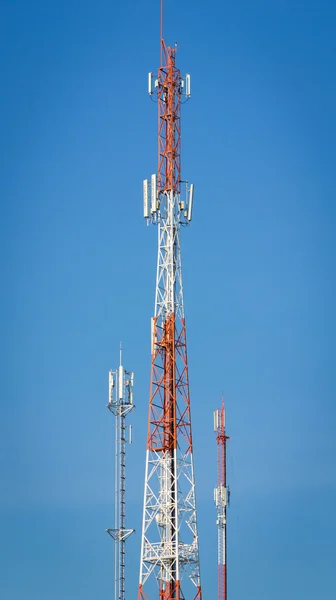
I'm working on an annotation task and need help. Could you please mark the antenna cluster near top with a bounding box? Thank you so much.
[143,68,194,224]
[147,71,191,98]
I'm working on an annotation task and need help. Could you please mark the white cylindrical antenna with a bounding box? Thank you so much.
[118,365,124,400]
[186,73,191,97]
[143,179,149,218]
[187,183,194,221]
[151,174,157,213]
[148,72,153,95]
[129,425,132,444]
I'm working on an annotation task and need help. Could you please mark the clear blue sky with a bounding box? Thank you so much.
[0,0,335,598]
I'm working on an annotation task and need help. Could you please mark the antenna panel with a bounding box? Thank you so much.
[109,370,114,404]
[186,73,191,97]
[214,409,219,431]
[188,184,194,221]
[151,174,157,213]
[143,179,149,218]
[151,317,155,354]
[118,366,124,400]
[148,72,153,95]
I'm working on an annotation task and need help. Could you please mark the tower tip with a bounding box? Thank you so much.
[160,0,164,54]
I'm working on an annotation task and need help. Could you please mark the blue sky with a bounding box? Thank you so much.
[0,0,335,598]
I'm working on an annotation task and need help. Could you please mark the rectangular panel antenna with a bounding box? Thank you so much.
[186,73,191,97]
[118,366,124,400]
[151,317,154,354]
[214,409,219,431]
[151,174,157,213]
[109,371,114,403]
[188,184,194,221]
[143,179,149,218]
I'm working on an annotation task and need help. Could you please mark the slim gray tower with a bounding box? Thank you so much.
[106,346,135,600]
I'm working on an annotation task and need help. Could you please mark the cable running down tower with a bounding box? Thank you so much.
[139,3,201,600]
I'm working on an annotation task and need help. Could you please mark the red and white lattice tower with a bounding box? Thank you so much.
[214,399,230,600]
[138,3,201,600]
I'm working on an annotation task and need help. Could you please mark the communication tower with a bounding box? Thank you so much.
[138,3,201,600]
[106,347,135,600]
[214,399,230,600]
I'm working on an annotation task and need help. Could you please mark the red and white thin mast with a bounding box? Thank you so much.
[214,399,230,600]
[138,2,200,600]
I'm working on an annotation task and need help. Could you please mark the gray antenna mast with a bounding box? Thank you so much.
[106,346,135,600]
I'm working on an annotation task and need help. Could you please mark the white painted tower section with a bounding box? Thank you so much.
[139,187,201,590]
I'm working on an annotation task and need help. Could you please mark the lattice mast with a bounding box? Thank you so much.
[106,347,135,600]
[214,399,230,600]
[139,2,200,600]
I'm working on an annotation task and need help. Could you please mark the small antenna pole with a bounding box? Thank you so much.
[214,397,230,600]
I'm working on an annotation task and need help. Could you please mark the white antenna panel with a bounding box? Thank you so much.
[151,174,157,213]
[118,366,124,400]
[143,179,149,218]
[109,371,114,404]
[214,410,218,431]
[151,317,154,354]
[188,184,194,221]
[150,317,158,354]
[186,73,191,97]
[148,72,153,95]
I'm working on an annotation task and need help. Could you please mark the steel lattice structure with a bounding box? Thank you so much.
[139,4,201,600]
[214,400,230,600]
[106,349,134,600]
